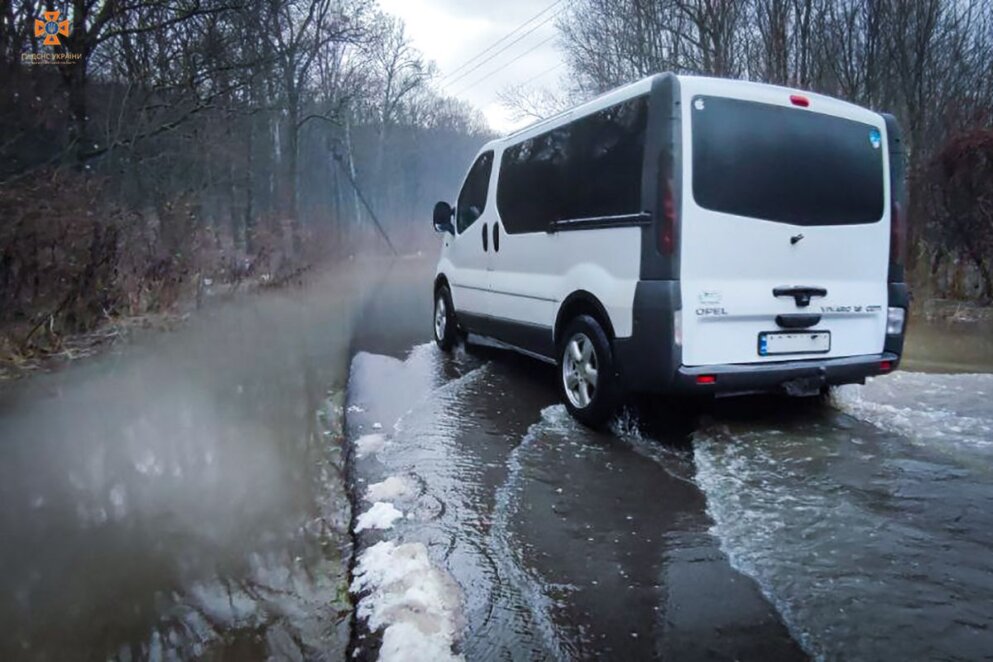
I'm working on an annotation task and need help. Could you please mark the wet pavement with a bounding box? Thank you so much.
[345,260,993,660]
[3,255,993,660]
[695,375,993,659]
[345,346,802,659]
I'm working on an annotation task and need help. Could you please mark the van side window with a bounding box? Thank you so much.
[497,95,647,234]
[456,151,494,233]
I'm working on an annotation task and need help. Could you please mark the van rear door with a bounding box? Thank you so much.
[679,83,890,367]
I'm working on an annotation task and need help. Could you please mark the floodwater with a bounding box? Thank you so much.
[2,255,993,660]
[346,348,802,659]
[695,374,993,660]
[345,260,993,660]
[903,315,993,373]
[0,258,417,660]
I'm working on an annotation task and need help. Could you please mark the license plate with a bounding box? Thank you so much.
[758,331,831,356]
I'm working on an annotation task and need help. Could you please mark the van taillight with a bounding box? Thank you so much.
[890,200,905,266]
[659,179,675,255]
[790,94,809,107]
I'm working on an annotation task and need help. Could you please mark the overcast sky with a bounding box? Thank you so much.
[378,0,566,133]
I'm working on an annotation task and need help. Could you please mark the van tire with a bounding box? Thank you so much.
[434,285,458,351]
[558,315,620,429]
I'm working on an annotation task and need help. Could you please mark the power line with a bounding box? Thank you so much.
[517,61,565,88]
[441,8,564,92]
[439,0,563,84]
[450,34,559,96]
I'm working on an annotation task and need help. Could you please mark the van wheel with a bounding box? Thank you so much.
[558,315,620,429]
[434,285,458,351]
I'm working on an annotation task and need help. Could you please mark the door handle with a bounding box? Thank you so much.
[493,223,500,252]
[773,286,827,308]
[482,222,488,252]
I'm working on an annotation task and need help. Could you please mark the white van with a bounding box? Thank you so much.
[431,73,909,427]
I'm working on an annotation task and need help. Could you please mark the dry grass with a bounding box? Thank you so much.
[0,169,328,380]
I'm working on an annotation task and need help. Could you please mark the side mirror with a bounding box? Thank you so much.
[433,201,454,234]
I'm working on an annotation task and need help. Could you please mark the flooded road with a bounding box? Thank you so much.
[2,255,993,660]
[345,260,993,660]
[0,258,419,660]
[346,347,802,659]
[695,374,993,659]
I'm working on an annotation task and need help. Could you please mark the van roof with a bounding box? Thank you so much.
[481,73,878,151]
[480,75,654,151]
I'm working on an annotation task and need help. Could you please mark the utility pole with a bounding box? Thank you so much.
[332,151,399,256]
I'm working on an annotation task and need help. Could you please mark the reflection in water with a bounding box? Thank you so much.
[0,259,433,660]
[694,373,993,660]
[903,317,993,373]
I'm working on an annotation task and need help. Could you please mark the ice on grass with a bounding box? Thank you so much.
[354,433,386,458]
[355,502,403,532]
[352,540,464,661]
[366,476,415,502]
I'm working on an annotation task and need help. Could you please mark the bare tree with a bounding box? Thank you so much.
[498,84,570,124]
[1,0,493,352]
[557,0,993,299]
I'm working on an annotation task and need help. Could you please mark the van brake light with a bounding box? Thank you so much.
[790,94,809,107]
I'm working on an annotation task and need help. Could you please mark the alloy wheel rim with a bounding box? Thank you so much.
[562,332,598,409]
[435,295,447,340]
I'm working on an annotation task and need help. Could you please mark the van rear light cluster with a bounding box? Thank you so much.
[696,374,716,385]
[886,307,906,335]
[879,361,893,372]
[659,178,676,255]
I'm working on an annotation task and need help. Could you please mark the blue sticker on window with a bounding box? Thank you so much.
[869,129,881,149]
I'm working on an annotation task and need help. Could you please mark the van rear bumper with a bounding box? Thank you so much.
[672,352,900,396]
[614,279,906,396]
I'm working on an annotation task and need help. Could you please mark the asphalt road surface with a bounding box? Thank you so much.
[346,260,993,660]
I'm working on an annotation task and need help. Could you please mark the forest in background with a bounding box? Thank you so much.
[0,0,491,365]
[2,0,993,370]
[543,0,993,303]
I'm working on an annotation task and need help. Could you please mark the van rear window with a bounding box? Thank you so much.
[691,96,884,226]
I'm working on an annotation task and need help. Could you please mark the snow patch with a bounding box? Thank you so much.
[355,502,403,532]
[366,476,415,502]
[354,433,386,458]
[351,540,464,661]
